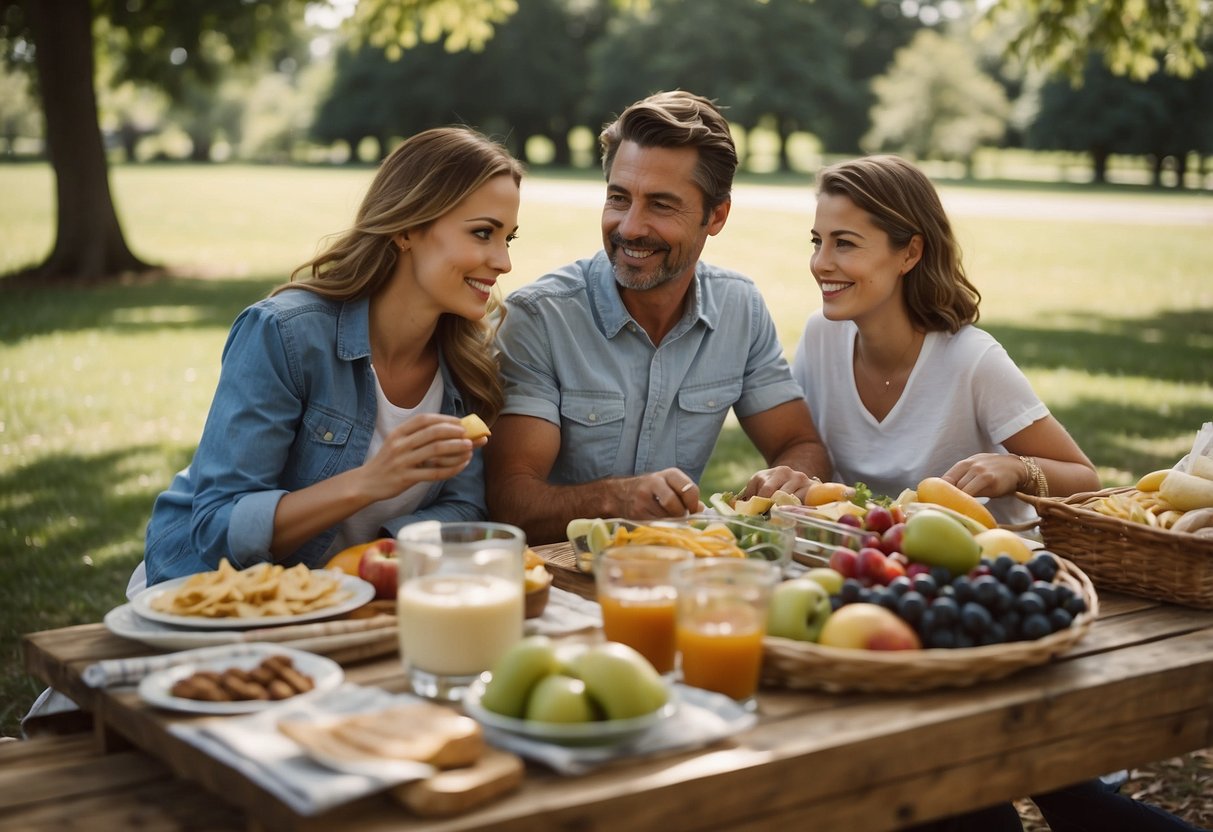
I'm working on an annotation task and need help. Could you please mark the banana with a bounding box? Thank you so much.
[1136,469,1171,492]
[1172,507,1213,535]
[1160,470,1213,511]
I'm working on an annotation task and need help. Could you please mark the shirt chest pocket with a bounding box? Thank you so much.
[559,391,626,482]
[290,407,355,484]
[675,379,741,472]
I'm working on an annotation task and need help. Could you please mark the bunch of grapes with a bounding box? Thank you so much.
[832,552,1087,649]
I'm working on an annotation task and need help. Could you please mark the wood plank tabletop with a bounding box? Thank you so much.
[16,546,1213,832]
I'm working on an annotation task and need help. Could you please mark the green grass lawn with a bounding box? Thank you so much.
[2,162,1212,736]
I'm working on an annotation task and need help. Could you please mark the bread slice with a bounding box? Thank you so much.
[280,702,484,770]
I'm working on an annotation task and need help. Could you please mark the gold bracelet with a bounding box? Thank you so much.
[1018,455,1049,498]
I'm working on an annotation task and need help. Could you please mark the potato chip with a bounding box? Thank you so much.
[150,559,352,619]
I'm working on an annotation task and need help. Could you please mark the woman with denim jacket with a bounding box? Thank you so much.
[139,127,523,588]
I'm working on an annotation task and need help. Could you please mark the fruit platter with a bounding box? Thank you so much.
[760,477,1100,693]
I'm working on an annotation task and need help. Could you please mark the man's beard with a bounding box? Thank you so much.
[608,234,688,291]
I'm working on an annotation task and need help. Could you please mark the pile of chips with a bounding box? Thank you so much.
[150,559,351,619]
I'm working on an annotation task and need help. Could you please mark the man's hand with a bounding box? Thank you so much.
[624,468,701,520]
[740,466,813,504]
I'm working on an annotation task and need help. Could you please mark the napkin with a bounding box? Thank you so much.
[82,642,287,688]
[170,683,434,816]
[526,586,601,636]
[478,684,756,776]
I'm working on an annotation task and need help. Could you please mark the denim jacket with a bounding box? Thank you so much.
[143,289,486,586]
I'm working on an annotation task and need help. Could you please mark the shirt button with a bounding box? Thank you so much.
[323,431,334,441]
[707,400,716,407]
[588,413,598,422]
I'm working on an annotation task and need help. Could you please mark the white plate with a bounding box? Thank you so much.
[462,677,677,747]
[137,644,343,715]
[130,570,375,630]
[106,604,245,650]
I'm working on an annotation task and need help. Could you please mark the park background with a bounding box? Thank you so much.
[2,1,1212,826]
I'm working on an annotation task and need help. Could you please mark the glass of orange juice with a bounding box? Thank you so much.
[672,558,780,709]
[594,545,693,675]
[396,521,526,701]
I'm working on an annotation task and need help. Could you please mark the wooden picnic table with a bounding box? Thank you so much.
[13,542,1213,832]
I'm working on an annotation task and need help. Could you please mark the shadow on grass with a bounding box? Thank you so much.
[0,443,194,735]
[986,308,1213,386]
[0,274,278,345]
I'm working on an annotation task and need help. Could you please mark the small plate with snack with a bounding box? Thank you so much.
[138,643,343,715]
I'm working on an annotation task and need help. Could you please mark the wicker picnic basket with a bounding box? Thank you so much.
[1018,488,1213,609]
[760,556,1098,693]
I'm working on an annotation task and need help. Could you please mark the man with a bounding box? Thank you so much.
[486,90,830,543]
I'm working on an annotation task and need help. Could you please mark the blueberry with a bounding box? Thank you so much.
[954,630,976,649]
[1031,581,1058,610]
[878,590,901,612]
[1054,584,1076,606]
[951,576,975,605]
[998,610,1022,640]
[897,591,927,624]
[973,575,1000,607]
[985,621,1009,645]
[840,579,864,604]
[1014,592,1047,617]
[991,554,1017,581]
[830,595,845,612]
[1063,595,1088,617]
[937,584,956,600]
[887,576,913,597]
[1005,565,1033,593]
[931,596,960,626]
[991,583,1015,614]
[1048,607,1074,632]
[1027,553,1059,582]
[918,608,938,636]
[911,574,938,598]
[927,627,957,649]
[856,587,875,605]
[1022,613,1052,640]
[929,565,953,587]
[961,602,993,635]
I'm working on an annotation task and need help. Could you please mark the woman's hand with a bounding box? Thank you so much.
[941,453,1025,499]
[358,413,481,502]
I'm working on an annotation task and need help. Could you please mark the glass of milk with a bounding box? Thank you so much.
[395,521,526,701]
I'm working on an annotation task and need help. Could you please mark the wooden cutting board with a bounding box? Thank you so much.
[391,747,524,816]
[533,541,596,601]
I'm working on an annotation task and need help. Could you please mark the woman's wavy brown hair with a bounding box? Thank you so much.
[816,155,980,333]
[273,127,524,422]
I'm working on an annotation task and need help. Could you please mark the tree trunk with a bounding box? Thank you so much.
[22,0,154,281]
[1090,146,1109,183]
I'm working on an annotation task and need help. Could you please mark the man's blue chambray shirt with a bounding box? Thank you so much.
[497,250,803,485]
[143,290,486,587]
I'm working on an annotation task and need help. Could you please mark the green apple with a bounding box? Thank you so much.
[524,674,597,723]
[479,635,560,718]
[569,642,668,720]
[901,508,981,575]
[766,577,832,642]
[801,567,845,596]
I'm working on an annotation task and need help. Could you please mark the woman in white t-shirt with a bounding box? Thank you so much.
[791,154,1099,525]
[792,157,1210,832]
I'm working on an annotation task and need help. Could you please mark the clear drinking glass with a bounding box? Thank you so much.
[672,557,780,710]
[594,545,693,675]
[396,521,526,701]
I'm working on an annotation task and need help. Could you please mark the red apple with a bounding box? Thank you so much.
[836,513,863,529]
[357,538,398,600]
[864,506,894,534]
[879,522,906,556]
[858,547,889,584]
[828,546,860,579]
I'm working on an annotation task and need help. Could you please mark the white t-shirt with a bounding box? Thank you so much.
[791,312,1048,526]
[326,368,444,555]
